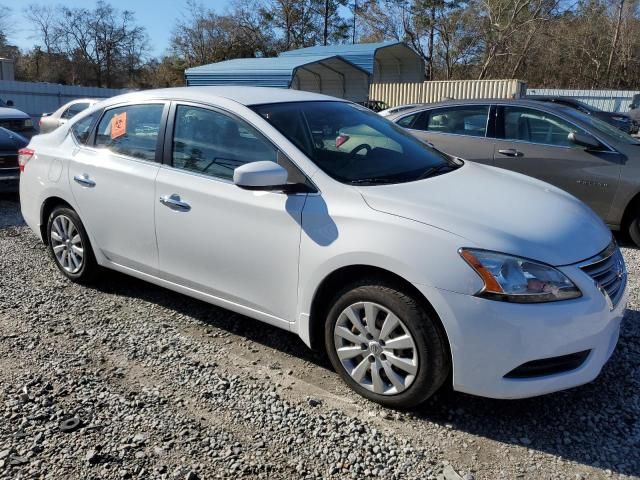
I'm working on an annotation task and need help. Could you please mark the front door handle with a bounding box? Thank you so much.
[73,174,96,187]
[498,148,524,157]
[159,194,191,212]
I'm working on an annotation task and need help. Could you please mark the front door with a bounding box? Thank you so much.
[68,102,167,270]
[493,105,622,222]
[154,103,307,324]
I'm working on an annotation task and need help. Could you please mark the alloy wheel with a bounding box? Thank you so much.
[50,214,84,274]
[333,301,419,395]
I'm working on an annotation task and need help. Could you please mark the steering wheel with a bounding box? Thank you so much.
[349,143,372,159]
[334,143,372,176]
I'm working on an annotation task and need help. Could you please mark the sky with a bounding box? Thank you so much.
[9,0,229,57]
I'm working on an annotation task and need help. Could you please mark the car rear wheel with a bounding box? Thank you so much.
[628,211,640,247]
[47,206,97,283]
[324,279,450,408]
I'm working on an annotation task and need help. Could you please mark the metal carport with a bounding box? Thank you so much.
[184,55,370,102]
[280,42,425,84]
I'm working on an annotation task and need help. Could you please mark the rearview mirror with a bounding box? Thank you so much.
[233,161,288,190]
[568,132,601,150]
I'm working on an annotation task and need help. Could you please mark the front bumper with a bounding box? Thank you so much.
[415,259,628,399]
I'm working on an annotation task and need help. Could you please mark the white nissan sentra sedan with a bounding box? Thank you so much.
[19,87,627,408]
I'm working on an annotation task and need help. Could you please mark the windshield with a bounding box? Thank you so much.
[251,101,456,184]
[560,107,640,145]
[572,99,601,113]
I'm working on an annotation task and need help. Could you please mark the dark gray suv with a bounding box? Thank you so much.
[388,99,640,246]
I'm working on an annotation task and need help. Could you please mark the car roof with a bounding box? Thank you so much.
[98,86,344,108]
[386,97,584,118]
[525,95,580,103]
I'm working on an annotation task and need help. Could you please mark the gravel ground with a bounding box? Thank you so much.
[0,191,639,480]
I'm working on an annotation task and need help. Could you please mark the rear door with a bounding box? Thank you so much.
[399,105,495,163]
[493,105,622,221]
[68,102,168,270]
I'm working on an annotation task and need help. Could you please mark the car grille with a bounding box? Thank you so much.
[579,242,626,309]
[0,152,18,169]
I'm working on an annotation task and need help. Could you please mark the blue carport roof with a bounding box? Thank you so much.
[185,55,370,87]
[279,41,413,75]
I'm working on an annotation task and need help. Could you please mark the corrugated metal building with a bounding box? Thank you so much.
[527,88,639,113]
[280,42,425,84]
[0,80,127,119]
[185,55,370,102]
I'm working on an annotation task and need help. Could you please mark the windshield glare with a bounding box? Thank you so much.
[251,101,454,184]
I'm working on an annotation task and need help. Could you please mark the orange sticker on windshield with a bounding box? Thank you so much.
[111,112,127,139]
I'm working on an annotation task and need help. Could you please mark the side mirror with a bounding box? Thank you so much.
[6,100,13,107]
[233,161,288,190]
[568,131,601,150]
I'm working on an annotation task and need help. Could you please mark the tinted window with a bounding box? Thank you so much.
[252,101,455,185]
[70,111,100,144]
[172,105,277,180]
[95,104,164,161]
[503,107,578,147]
[418,106,489,137]
[62,102,90,120]
[396,113,419,128]
[560,106,640,145]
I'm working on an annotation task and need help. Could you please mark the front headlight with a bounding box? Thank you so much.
[459,249,581,303]
[24,119,33,127]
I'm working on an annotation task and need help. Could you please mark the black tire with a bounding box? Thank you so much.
[324,279,450,409]
[46,206,98,283]
[628,214,640,248]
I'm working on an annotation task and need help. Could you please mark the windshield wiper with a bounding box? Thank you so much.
[416,163,460,180]
[348,177,398,185]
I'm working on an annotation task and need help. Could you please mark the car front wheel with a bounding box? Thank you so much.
[47,206,98,283]
[325,279,450,408]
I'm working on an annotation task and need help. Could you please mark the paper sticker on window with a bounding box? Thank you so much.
[111,112,127,139]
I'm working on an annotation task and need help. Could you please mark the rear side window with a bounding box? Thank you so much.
[70,111,100,144]
[172,105,277,180]
[416,106,489,137]
[423,105,489,137]
[62,102,91,120]
[95,104,164,161]
[396,113,419,128]
[502,107,578,147]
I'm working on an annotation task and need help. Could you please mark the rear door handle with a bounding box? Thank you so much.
[73,174,96,187]
[498,148,524,157]
[159,194,191,212]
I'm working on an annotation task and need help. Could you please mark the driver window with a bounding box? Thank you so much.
[503,107,579,147]
[172,106,314,188]
[172,105,278,180]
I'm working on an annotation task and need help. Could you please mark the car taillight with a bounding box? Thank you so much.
[18,148,34,172]
[336,134,350,148]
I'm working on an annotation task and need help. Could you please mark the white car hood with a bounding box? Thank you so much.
[359,162,611,266]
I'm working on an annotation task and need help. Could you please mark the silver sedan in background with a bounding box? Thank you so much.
[387,99,640,246]
[39,98,99,134]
